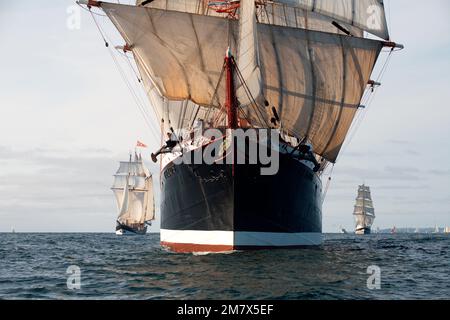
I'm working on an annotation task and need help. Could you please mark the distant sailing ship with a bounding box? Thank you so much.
[391,226,397,234]
[79,0,402,252]
[112,152,155,235]
[432,225,440,234]
[353,185,375,235]
[444,227,450,234]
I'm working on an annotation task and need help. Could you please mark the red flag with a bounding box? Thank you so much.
[136,140,147,148]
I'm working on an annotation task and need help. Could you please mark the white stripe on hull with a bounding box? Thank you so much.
[160,229,322,247]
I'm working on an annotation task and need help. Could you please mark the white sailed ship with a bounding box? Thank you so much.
[444,227,450,234]
[353,185,375,235]
[112,153,155,235]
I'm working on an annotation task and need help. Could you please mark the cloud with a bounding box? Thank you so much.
[405,149,420,156]
[376,184,429,191]
[2,1,450,233]
[0,145,160,232]
[427,169,450,176]
[385,139,411,145]
[333,165,423,182]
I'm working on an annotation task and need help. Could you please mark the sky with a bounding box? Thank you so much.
[0,0,449,232]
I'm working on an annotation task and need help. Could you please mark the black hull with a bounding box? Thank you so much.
[116,222,147,235]
[355,227,371,235]
[160,144,322,252]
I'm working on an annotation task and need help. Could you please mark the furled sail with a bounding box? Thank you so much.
[103,2,383,162]
[274,0,390,40]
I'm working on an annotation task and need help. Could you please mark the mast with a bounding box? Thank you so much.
[362,185,366,226]
[225,49,238,130]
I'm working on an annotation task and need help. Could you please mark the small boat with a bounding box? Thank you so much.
[391,226,397,234]
[432,225,440,234]
[112,152,155,235]
[444,227,450,234]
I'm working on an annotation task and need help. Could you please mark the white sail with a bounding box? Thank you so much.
[117,176,130,220]
[127,191,146,222]
[112,155,155,225]
[136,0,370,37]
[104,3,233,106]
[274,0,389,40]
[103,3,382,162]
[136,0,227,18]
[113,189,124,210]
[250,25,382,162]
[116,161,148,176]
[143,177,155,222]
[113,175,147,190]
[353,185,375,229]
[117,187,148,224]
[257,1,363,37]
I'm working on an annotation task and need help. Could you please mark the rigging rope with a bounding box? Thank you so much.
[108,48,160,140]
[232,58,270,128]
[119,50,143,84]
[118,51,163,135]
[89,10,109,47]
[338,49,394,160]
[77,2,107,17]
[322,164,334,204]
[204,60,227,125]
[89,10,161,142]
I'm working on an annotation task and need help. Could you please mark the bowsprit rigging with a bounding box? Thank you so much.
[78,0,403,252]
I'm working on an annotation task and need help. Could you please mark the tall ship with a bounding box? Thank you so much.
[112,153,155,235]
[353,185,375,235]
[80,0,401,251]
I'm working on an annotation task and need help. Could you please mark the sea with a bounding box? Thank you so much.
[0,233,449,300]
